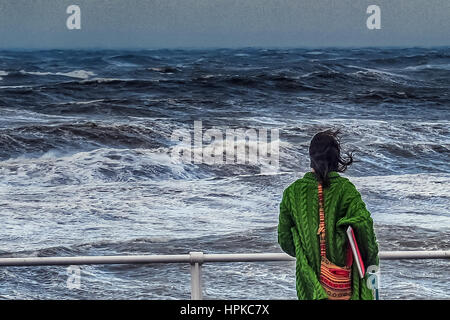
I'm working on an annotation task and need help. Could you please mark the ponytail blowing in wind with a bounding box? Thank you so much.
[309,129,353,188]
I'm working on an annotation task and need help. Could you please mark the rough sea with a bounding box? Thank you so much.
[0,47,449,299]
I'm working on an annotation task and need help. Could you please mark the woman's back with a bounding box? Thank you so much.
[277,130,379,300]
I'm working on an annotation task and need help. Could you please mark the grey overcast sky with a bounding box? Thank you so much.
[0,0,449,49]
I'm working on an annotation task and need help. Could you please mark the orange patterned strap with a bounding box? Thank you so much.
[317,183,326,257]
[317,183,352,300]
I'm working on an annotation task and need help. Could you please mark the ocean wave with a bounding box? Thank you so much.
[352,173,450,200]
[0,84,34,89]
[404,63,450,71]
[351,90,418,101]
[79,77,130,84]
[3,53,444,99]
[5,221,448,260]
[19,69,96,79]
[0,128,288,183]
[0,122,166,160]
[55,99,106,105]
[39,98,168,117]
[1,226,280,258]
[1,47,449,301]
[348,66,410,79]
[42,74,317,92]
[148,66,182,73]
[78,77,160,86]
[186,73,325,91]
[104,53,162,66]
[368,53,434,65]
[0,147,209,185]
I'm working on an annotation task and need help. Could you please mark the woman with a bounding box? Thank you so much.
[278,129,379,300]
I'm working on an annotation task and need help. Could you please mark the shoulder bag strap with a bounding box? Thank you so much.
[317,183,326,258]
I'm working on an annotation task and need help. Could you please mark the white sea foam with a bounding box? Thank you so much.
[405,63,450,71]
[0,148,202,186]
[0,85,33,89]
[81,77,121,83]
[56,99,105,105]
[305,51,324,55]
[80,77,137,83]
[19,69,96,79]
[351,173,450,231]
[346,65,410,80]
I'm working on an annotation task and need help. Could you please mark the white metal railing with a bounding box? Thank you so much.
[0,250,449,299]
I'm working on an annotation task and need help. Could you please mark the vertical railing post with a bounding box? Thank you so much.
[189,252,204,300]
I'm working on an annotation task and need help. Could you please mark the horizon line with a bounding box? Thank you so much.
[1,44,449,51]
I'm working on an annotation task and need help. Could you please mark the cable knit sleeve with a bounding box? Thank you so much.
[278,188,296,257]
[336,181,379,270]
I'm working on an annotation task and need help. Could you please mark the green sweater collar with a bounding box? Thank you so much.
[303,171,340,181]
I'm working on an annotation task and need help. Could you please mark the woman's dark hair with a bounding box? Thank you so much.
[309,129,353,188]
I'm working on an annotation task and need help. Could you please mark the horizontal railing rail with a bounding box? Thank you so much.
[0,250,448,299]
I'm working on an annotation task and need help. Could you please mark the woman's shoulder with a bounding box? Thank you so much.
[282,171,358,193]
[283,172,315,190]
[284,172,357,191]
[332,175,362,199]
[331,174,360,193]
[282,172,320,197]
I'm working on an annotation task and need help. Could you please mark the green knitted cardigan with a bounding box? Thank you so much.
[278,171,379,300]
